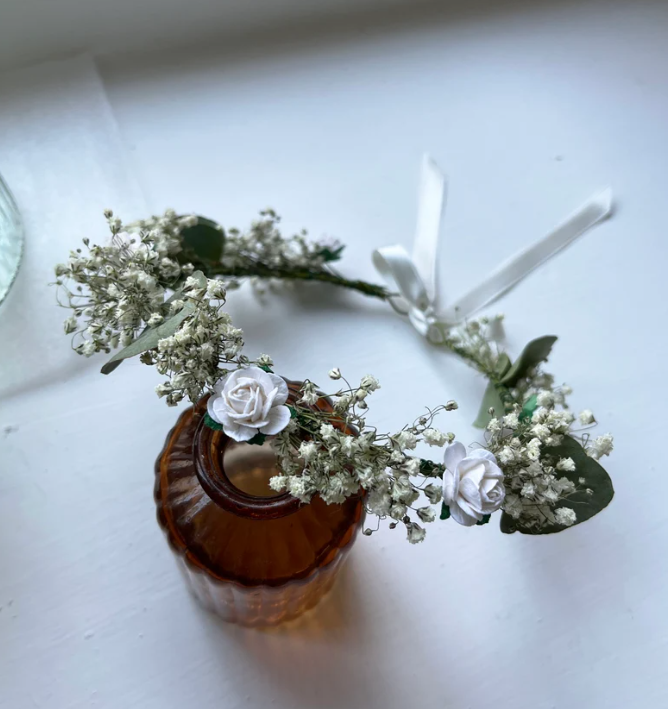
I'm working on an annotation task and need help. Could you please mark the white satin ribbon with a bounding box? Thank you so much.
[372,155,613,342]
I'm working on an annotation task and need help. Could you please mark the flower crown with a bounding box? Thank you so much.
[54,208,614,543]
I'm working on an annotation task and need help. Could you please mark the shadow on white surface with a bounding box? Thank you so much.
[191,559,392,708]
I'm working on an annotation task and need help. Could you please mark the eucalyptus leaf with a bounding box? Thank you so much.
[500,435,614,534]
[100,300,196,374]
[473,381,506,429]
[100,271,206,376]
[179,216,225,263]
[500,336,558,387]
[495,352,512,378]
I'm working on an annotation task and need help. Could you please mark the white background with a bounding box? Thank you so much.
[2,1,668,707]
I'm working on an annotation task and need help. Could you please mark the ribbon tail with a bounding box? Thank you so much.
[371,154,447,316]
[412,155,446,306]
[438,188,613,325]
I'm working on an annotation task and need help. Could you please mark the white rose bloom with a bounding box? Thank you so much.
[207,366,291,442]
[442,442,506,526]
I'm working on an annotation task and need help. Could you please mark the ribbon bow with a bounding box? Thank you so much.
[372,155,613,342]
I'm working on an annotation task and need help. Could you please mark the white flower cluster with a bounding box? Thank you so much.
[55,210,249,405]
[221,210,344,286]
[54,210,192,356]
[148,279,245,405]
[269,372,452,544]
[485,386,612,530]
[439,315,507,376]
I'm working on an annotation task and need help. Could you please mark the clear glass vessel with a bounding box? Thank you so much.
[155,380,365,627]
[0,175,23,306]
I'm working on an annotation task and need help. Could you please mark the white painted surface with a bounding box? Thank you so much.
[0,57,146,400]
[2,2,668,707]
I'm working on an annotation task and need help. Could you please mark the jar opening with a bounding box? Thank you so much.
[194,414,302,520]
[222,439,284,499]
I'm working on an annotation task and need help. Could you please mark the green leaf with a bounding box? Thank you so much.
[500,336,558,387]
[180,216,225,263]
[203,413,224,431]
[495,352,512,378]
[319,245,345,262]
[500,435,614,534]
[258,364,274,373]
[519,394,539,422]
[100,271,206,375]
[476,514,491,526]
[247,432,267,446]
[440,502,451,520]
[473,381,506,429]
[287,404,320,433]
[101,301,196,375]
[419,459,444,478]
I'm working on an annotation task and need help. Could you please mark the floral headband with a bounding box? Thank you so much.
[53,192,614,543]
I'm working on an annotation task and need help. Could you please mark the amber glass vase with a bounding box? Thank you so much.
[155,381,365,627]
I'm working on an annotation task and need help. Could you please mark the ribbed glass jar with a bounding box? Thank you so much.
[0,175,23,306]
[154,381,365,626]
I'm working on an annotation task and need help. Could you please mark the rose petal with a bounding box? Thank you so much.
[223,421,258,442]
[481,484,505,513]
[211,396,233,422]
[449,501,479,526]
[259,405,291,435]
[444,442,466,472]
[229,366,275,393]
[222,369,244,396]
[468,448,498,465]
[246,387,263,418]
[267,374,289,406]
[459,477,483,512]
[210,401,238,427]
[261,388,278,419]
[480,476,499,495]
[207,394,223,423]
[459,459,487,488]
[442,470,458,505]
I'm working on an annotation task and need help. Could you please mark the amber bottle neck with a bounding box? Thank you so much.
[193,414,302,521]
[193,380,311,520]
[193,379,354,520]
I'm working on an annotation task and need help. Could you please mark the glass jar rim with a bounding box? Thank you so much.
[193,415,302,520]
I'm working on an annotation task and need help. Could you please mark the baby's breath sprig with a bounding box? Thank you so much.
[269,372,454,543]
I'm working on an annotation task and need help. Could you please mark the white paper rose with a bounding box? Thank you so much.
[442,442,505,526]
[207,367,291,442]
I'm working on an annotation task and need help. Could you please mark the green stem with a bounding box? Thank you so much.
[439,332,518,410]
[204,263,391,301]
